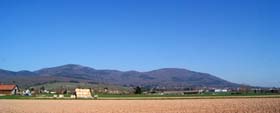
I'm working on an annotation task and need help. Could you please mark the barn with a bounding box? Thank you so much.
[0,84,19,96]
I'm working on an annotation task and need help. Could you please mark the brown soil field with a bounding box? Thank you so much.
[0,98,280,113]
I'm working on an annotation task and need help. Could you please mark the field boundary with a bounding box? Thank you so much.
[1,95,280,100]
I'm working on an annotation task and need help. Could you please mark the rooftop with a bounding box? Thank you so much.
[0,84,17,91]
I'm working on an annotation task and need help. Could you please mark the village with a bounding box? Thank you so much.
[0,84,279,99]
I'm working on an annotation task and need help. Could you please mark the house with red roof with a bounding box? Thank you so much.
[0,84,19,96]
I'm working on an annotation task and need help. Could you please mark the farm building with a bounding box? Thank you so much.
[0,84,19,96]
[75,88,92,98]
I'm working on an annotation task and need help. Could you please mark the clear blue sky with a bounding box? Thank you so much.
[0,0,279,87]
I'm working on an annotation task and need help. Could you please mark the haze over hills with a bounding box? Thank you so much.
[0,64,240,89]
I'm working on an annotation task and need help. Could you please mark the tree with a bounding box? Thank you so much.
[239,84,250,94]
[134,86,142,94]
[40,86,45,93]
[30,87,34,91]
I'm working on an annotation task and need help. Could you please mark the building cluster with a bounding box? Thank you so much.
[0,84,279,97]
[144,87,280,95]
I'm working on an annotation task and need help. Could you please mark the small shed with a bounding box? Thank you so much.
[75,88,92,98]
[0,84,19,96]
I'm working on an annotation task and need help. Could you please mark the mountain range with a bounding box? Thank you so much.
[0,64,240,89]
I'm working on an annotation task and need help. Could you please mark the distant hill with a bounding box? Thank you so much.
[0,64,240,89]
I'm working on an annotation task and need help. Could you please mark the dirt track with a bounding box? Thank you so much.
[1,98,280,113]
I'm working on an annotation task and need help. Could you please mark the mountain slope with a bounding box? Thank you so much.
[0,64,240,89]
